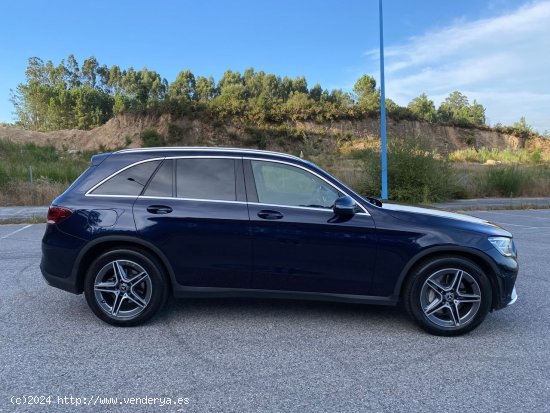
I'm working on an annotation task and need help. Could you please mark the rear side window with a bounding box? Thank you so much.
[144,159,173,197]
[91,160,161,196]
[176,158,236,201]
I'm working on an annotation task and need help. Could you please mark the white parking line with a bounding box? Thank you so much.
[482,210,550,219]
[494,222,542,229]
[1,224,32,239]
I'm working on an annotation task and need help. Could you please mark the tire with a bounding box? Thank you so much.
[403,256,492,336]
[84,248,168,326]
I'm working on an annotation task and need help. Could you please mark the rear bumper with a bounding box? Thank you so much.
[40,263,81,294]
[40,224,85,294]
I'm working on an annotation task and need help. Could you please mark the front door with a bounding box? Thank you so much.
[246,159,377,296]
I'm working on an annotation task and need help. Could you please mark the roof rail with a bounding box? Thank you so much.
[114,147,302,161]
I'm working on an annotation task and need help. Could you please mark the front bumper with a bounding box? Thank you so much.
[507,285,518,306]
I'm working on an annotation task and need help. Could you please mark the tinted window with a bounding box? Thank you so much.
[144,159,173,197]
[92,160,161,196]
[251,160,339,208]
[176,158,236,201]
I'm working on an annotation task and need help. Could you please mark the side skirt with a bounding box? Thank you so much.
[172,286,398,306]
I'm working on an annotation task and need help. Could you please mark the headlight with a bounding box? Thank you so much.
[488,237,516,257]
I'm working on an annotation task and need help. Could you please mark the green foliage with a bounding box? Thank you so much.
[166,123,187,144]
[482,166,533,197]
[16,55,539,135]
[407,93,437,122]
[0,139,89,188]
[352,139,457,203]
[512,117,534,139]
[353,75,376,99]
[141,129,164,147]
[436,91,486,127]
[168,70,196,102]
[449,147,548,164]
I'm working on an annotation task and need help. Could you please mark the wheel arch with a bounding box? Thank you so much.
[72,236,177,294]
[394,246,500,309]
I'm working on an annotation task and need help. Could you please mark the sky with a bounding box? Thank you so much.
[0,0,548,132]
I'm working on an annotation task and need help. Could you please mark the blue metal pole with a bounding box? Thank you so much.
[379,0,388,200]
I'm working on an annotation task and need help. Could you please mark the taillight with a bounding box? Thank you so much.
[47,206,73,224]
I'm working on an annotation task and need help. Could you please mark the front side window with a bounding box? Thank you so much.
[251,160,339,209]
[176,158,236,201]
[91,160,161,196]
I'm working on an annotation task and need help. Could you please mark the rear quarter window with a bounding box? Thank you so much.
[90,160,161,196]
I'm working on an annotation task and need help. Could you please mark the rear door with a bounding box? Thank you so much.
[133,157,252,289]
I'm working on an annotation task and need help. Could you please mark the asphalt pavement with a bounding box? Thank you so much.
[0,210,549,412]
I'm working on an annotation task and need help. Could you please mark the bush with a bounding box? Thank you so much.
[352,138,457,203]
[482,166,532,197]
[141,129,164,147]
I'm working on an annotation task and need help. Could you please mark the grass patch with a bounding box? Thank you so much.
[0,139,90,205]
[449,147,547,164]
[452,163,550,198]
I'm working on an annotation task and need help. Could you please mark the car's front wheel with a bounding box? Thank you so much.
[403,256,492,336]
[84,248,168,326]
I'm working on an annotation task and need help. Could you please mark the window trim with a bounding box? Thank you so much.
[143,158,175,198]
[85,158,165,197]
[85,156,243,200]
[85,155,369,215]
[243,157,369,214]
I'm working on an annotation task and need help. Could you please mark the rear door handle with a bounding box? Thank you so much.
[147,205,173,214]
[257,210,284,220]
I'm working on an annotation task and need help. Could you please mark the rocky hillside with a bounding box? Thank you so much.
[1,113,549,156]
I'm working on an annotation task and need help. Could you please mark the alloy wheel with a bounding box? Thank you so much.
[93,260,153,319]
[420,268,482,328]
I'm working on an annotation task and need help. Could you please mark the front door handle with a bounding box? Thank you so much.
[257,210,284,220]
[147,205,173,214]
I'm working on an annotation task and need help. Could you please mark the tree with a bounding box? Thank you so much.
[469,100,485,126]
[309,84,323,102]
[513,116,534,138]
[218,70,243,94]
[169,70,196,102]
[108,65,122,94]
[437,91,486,126]
[353,75,376,101]
[82,56,99,88]
[66,54,81,88]
[407,93,436,123]
[195,76,216,102]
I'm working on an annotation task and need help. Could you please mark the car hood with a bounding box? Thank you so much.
[380,203,511,236]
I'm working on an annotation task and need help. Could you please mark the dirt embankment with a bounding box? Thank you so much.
[1,113,549,155]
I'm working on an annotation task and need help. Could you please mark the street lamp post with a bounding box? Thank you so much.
[379,0,388,200]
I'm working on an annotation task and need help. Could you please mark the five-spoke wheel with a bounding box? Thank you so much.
[403,256,492,336]
[84,248,168,326]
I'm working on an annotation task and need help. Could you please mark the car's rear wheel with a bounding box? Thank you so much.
[84,248,168,326]
[403,256,492,336]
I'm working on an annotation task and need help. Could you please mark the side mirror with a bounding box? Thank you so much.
[333,196,357,216]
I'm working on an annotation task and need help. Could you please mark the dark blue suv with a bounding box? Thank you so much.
[41,147,518,335]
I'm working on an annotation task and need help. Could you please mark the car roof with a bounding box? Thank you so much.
[113,147,303,162]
